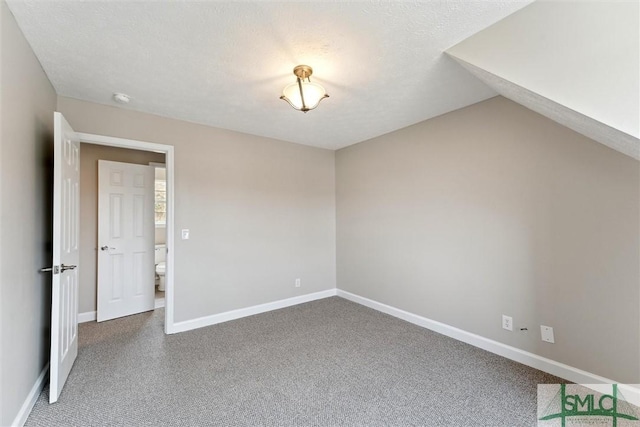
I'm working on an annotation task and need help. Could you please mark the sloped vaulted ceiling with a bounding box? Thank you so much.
[447,1,640,160]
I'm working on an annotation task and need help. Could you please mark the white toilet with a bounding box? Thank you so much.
[154,244,166,292]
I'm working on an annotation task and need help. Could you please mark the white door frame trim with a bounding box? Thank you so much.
[77,132,176,334]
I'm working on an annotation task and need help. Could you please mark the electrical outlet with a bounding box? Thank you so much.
[295,278,301,288]
[541,325,555,343]
[502,315,513,331]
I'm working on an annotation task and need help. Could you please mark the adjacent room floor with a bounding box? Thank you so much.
[155,289,165,308]
[26,297,563,426]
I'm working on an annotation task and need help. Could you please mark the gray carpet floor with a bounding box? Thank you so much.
[26,297,563,426]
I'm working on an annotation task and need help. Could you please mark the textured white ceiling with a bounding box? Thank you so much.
[6,0,531,150]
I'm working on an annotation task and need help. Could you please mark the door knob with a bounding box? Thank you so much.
[61,264,77,272]
[100,246,115,251]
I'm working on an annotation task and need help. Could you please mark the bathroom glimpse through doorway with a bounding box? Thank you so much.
[150,162,166,309]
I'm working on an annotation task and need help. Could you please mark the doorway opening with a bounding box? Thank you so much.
[78,132,175,334]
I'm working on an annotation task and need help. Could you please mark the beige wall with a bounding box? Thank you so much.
[155,227,166,245]
[79,144,165,313]
[336,96,640,383]
[0,1,57,425]
[58,96,337,322]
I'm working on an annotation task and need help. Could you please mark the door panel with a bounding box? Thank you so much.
[50,112,80,403]
[97,160,155,322]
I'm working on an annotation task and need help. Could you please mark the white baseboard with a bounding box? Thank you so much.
[78,311,96,323]
[155,298,165,309]
[171,289,338,334]
[11,363,48,427]
[336,289,640,403]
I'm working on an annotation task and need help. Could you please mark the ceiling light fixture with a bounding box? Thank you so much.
[280,65,329,113]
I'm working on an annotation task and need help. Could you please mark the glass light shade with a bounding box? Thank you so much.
[281,80,328,112]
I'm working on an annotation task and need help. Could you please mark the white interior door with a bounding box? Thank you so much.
[49,112,80,403]
[97,160,155,322]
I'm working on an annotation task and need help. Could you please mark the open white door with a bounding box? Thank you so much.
[97,160,155,322]
[49,112,80,403]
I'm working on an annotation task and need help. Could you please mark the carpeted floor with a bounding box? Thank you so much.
[26,297,563,426]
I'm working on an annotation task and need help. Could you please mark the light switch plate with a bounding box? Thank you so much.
[541,325,555,343]
[181,229,190,240]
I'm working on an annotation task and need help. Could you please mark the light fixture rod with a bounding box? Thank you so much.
[297,77,307,111]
